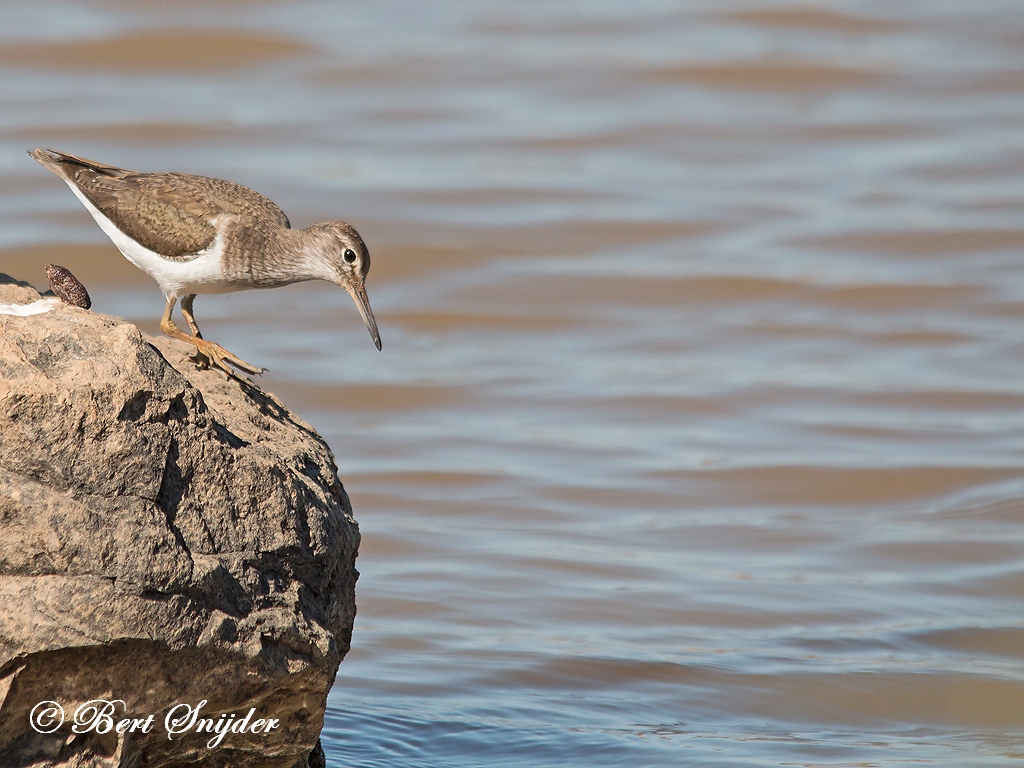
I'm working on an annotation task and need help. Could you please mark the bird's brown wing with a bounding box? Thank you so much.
[31,149,291,260]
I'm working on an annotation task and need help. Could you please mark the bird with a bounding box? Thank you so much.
[30,148,380,375]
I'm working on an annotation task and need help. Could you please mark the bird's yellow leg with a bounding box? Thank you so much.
[180,294,203,338]
[160,296,265,376]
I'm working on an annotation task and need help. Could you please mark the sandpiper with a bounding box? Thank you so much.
[30,148,381,375]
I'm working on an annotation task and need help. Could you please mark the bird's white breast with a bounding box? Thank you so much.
[62,179,235,298]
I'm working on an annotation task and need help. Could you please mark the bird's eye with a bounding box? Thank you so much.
[343,248,357,264]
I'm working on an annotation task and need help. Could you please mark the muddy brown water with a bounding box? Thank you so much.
[2,2,1023,766]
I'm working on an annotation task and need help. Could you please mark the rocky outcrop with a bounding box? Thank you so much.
[0,276,359,768]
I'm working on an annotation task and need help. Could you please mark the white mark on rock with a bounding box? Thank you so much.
[0,298,63,316]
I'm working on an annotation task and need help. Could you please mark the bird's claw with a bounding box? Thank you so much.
[192,339,266,377]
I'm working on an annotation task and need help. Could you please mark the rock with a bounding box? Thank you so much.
[0,275,360,768]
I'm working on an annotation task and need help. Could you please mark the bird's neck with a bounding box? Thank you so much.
[247,227,338,287]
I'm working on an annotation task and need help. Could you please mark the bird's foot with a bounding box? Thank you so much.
[190,338,266,376]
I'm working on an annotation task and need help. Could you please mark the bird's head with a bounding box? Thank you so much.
[309,221,381,351]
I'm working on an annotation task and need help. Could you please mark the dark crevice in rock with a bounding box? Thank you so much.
[196,565,253,617]
[166,391,190,422]
[139,589,176,601]
[155,438,190,554]
[117,390,152,422]
[212,420,248,448]
[307,739,326,768]
[118,390,194,426]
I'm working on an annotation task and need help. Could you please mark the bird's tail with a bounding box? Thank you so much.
[29,148,129,180]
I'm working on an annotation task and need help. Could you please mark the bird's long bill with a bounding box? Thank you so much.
[346,281,382,351]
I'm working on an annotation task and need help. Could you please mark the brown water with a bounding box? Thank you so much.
[2,2,1024,765]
